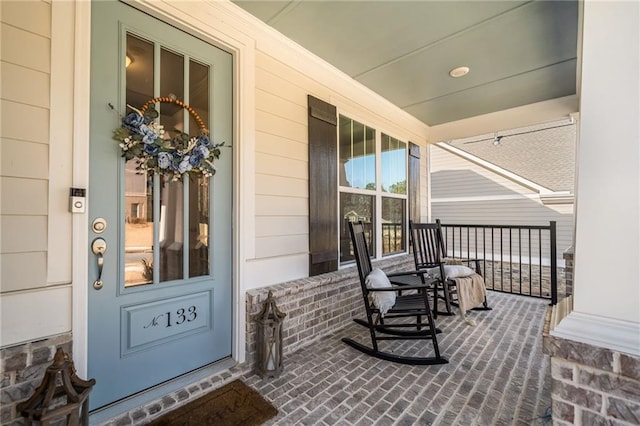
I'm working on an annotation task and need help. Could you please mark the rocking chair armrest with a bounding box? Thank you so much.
[386,270,428,278]
[367,283,433,292]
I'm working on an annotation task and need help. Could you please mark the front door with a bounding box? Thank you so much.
[88,1,233,409]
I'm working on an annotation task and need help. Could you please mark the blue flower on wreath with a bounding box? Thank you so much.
[178,157,193,174]
[122,112,145,133]
[189,145,209,166]
[139,124,159,145]
[196,134,212,148]
[157,152,173,169]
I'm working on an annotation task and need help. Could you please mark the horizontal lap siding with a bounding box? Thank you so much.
[0,0,73,350]
[0,0,51,295]
[254,52,311,260]
[432,199,574,255]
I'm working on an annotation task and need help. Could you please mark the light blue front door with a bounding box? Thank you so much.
[88,1,233,409]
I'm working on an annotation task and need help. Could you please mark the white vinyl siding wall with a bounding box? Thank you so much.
[429,144,574,259]
[0,1,51,293]
[1,0,75,347]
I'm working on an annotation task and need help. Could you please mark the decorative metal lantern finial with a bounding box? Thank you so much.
[253,291,286,378]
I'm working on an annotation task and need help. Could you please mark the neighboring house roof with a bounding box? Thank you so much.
[443,120,576,192]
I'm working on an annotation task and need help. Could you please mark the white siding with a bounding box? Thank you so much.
[0,0,74,347]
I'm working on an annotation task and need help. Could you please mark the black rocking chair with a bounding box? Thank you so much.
[409,219,491,317]
[341,221,448,366]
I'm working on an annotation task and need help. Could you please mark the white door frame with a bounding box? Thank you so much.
[71,0,257,379]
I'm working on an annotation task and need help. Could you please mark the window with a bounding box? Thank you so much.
[339,116,408,263]
[381,134,407,255]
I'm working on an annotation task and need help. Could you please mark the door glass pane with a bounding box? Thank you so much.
[189,175,209,277]
[160,48,185,136]
[382,197,406,255]
[160,176,184,282]
[381,134,407,194]
[339,115,375,190]
[189,60,209,130]
[188,60,210,278]
[340,193,374,263]
[123,41,213,285]
[157,49,185,282]
[124,34,154,287]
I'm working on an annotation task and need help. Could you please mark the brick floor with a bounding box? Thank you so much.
[102,291,552,425]
[243,291,552,425]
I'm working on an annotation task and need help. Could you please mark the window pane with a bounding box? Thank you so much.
[160,48,185,136]
[189,60,209,131]
[188,60,210,278]
[189,175,209,277]
[381,134,407,194]
[381,197,406,255]
[339,115,376,190]
[124,34,154,287]
[159,177,184,282]
[340,193,374,263]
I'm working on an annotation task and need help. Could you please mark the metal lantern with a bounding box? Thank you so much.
[17,348,95,426]
[254,291,286,378]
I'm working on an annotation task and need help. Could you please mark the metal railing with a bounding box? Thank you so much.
[381,222,404,255]
[440,221,558,305]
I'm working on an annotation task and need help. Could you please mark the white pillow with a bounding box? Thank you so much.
[365,268,396,315]
[443,265,475,279]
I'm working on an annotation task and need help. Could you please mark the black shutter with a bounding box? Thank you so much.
[408,142,420,223]
[308,95,338,276]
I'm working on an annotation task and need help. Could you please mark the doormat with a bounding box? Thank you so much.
[149,380,277,426]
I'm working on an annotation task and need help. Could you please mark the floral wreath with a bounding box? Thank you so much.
[113,96,223,180]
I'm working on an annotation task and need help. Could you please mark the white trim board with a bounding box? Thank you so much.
[432,193,574,204]
[550,311,640,357]
[432,194,541,203]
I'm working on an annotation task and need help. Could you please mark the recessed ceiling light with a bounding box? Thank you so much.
[449,66,470,78]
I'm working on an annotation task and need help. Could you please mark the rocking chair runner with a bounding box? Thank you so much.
[409,220,491,318]
[341,221,448,366]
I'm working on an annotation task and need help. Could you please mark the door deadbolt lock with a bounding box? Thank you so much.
[92,238,107,290]
[92,218,107,234]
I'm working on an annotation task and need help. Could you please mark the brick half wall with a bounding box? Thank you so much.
[245,255,415,368]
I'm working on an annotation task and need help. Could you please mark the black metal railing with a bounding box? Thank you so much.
[440,221,558,305]
[381,222,404,255]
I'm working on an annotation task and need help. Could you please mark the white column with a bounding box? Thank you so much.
[551,0,640,355]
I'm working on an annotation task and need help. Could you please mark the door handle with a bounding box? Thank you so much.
[92,238,107,290]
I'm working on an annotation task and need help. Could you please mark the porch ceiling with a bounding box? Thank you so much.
[232,0,579,127]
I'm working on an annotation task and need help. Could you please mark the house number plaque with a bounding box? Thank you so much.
[143,305,198,329]
[122,291,211,354]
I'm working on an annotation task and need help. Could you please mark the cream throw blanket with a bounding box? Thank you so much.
[444,258,486,326]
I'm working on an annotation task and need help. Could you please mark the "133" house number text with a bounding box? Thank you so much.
[143,306,197,329]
